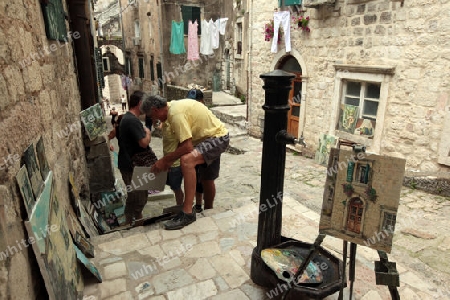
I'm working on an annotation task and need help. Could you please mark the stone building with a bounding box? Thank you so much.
[246,0,450,175]
[120,0,163,96]
[0,0,105,298]
[159,0,234,99]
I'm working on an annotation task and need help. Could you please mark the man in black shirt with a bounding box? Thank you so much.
[118,90,151,225]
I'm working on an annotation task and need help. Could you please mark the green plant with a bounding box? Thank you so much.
[264,19,283,44]
[342,183,354,196]
[240,9,245,15]
[240,95,246,103]
[365,187,377,201]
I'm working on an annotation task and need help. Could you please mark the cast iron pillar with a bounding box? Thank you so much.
[250,69,295,287]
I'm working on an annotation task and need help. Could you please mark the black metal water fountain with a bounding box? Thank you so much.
[250,70,344,299]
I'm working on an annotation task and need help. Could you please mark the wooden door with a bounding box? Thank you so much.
[287,73,302,137]
[347,198,364,234]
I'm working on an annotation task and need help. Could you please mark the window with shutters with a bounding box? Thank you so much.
[181,6,201,35]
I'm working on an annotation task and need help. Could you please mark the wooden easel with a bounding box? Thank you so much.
[282,139,400,299]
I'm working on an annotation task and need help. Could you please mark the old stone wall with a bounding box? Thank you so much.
[0,1,89,298]
[248,0,450,173]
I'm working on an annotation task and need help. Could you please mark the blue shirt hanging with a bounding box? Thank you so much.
[170,20,186,54]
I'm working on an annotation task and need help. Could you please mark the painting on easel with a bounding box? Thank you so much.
[319,148,406,253]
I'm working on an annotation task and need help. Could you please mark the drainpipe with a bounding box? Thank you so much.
[157,1,165,96]
[247,0,253,128]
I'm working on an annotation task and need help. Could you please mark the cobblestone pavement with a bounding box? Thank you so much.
[86,117,450,300]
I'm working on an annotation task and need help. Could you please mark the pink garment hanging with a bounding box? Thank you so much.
[188,20,200,61]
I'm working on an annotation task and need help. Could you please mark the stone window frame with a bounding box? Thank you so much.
[330,65,395,153]
[235,17,243,59]
[102,57,110,72]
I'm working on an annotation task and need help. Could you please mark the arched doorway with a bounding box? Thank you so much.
[276,56,302,137]
[346,197,364,234]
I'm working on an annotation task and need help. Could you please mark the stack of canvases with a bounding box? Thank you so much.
[15,136,102,300]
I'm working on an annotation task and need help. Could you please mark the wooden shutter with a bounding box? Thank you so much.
[181,6,201,35]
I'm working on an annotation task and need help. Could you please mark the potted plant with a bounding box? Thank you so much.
[342,183,354,197]
[264,19,283,44]
[365,186,377,201]
[292,15,311,32]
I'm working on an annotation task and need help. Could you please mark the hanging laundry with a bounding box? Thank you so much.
[188,20,200,61]
[170,20,186,54]
[218,18,228,35]
[212,19,220,49]
[271,11,291,54]
[200,19,214,55]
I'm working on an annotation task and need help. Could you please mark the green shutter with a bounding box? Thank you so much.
[181,6,201,35]
[279,0,302,6]
[40,0,68,41]
[285,0,302,5]
[347,162,355,182]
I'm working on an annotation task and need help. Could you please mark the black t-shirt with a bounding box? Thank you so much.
[118,112,148,171]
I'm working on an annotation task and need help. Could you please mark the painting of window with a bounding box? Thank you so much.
[382,212,396,232]
[338,81,380,136]
[355,162,371,185]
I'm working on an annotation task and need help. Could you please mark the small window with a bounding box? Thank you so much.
[138,57,144,79]
[338,80,380,137]
[134,20,140,38]
[382,212,396,232]
[236,22,243,55]
[150,55,155,81]
[181,6,201,35]
[102,57,110,72]
[156,62,163,88]
[125,56,132,76]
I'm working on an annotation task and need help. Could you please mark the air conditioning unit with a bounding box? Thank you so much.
[133,37,141,46]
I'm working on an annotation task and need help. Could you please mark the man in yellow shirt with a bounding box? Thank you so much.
[142,95,229,230]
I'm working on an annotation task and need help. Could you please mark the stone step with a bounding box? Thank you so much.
[210,105,247,128]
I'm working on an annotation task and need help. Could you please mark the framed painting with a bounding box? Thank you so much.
[16,166,35,217]
[80,103,107,141]
[338,104,359,134]
[22,144,44,198]
[36,137,50,180]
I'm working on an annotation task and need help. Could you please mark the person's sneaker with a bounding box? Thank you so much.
[194,204,203,213]
[163,211,196,230]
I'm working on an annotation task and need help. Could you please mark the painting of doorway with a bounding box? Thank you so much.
[346,197,364,234]
[276,55,302,138]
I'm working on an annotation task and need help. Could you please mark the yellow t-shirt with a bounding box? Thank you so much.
[162,121,181,167]
[167,99,228,146]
